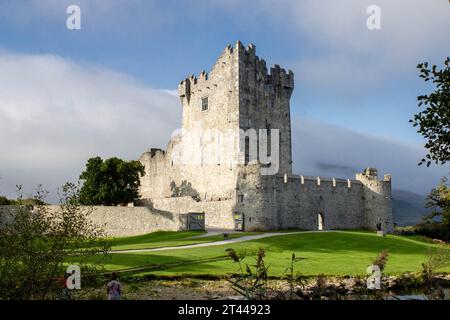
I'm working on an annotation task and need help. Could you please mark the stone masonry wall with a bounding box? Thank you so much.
[140,42,244,202]
[275,176,366,231]
[143,197,236,229]
[234,165,393,232]
[0,205,188,237]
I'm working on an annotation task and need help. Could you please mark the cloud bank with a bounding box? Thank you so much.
[0,51,180,201]
[0,51,446,202]
[287,0,450,93]
[292,118,448,195]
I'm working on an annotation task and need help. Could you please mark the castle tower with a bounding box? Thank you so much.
[356,168,394,232]
[177,41,294,178]
[235,41,294,176]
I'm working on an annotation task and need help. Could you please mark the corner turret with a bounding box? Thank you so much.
[356,167,394,232]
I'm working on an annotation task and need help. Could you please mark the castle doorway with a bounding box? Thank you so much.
[318,213,324,231]
[234,212,245,231]
[187,212,205,231]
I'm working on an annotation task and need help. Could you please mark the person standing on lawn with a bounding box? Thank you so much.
[106,272,122,300]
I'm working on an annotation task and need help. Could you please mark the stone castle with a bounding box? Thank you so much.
[137,41,394,232]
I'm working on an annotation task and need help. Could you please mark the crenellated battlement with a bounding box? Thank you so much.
[269,64,294,92]
[178,41,294,104]
[142,148,165,159]
[236,41,294,94]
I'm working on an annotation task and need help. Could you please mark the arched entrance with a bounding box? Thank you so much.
[318,213,324,231]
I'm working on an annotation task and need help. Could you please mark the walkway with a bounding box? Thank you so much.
[109,230,334,254]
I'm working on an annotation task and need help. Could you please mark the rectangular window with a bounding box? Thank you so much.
[238,194,244,203]
[201,97,209,111]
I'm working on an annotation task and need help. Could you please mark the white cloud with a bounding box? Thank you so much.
[206,0,450,93]
[293,117,448,195]
[0,51,180,201]
[282,0,450,91]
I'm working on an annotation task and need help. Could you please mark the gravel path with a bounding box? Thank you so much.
[110,231,333,254]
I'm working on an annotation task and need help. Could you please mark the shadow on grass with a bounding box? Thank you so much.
[102,253,229,275]
[109,231,206,247]
[240,232,446,255]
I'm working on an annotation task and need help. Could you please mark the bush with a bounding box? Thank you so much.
[420,248,450,295]
[415,221,449,243]
[0,184,111,300]
[0,196,11,205]
[394,225,416,236]
[414,178,450,242]
[0,195,43,206]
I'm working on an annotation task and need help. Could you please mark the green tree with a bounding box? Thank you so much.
[416,177,450,242]
[0,196,12,205]
[78,157,145,206]
[410,58,450,166]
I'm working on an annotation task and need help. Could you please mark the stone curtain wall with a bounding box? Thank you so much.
[0,167,393,235]
[275,176,366,231]
[146,197,236,229]
[0,205,188,237]
[235,172,366,231]
[234,166,393,232]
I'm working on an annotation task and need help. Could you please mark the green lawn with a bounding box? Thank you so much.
[78,231,450,278]
[109,231,260,251]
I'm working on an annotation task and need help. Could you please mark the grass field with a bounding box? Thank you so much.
[79,231,450,278]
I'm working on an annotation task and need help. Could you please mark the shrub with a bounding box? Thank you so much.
[0,184,111,300]
[373,249,389,272]
[226,248,269,299]
[0,196,11,205]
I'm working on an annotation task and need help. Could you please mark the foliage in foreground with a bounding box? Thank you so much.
[226,248,269,299]
[0,187,46,206]
[224,247,449,300]
[372,249,389,272]
[421,248,450,294]
[0,184,111,300]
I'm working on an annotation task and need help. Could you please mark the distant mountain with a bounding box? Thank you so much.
[392,189,429,226]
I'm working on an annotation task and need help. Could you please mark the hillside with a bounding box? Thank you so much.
[392,189,428,226]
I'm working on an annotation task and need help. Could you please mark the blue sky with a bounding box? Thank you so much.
[0,0,449,200]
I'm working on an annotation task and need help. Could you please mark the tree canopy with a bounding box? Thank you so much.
[410,58,450,167]
[78,157,145,206]
[416,177,450,242]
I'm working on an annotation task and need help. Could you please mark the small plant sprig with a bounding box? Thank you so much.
[284,252,307,300]
[421,248,450,296]
[373,249,389,272]
[225,248,270,300]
